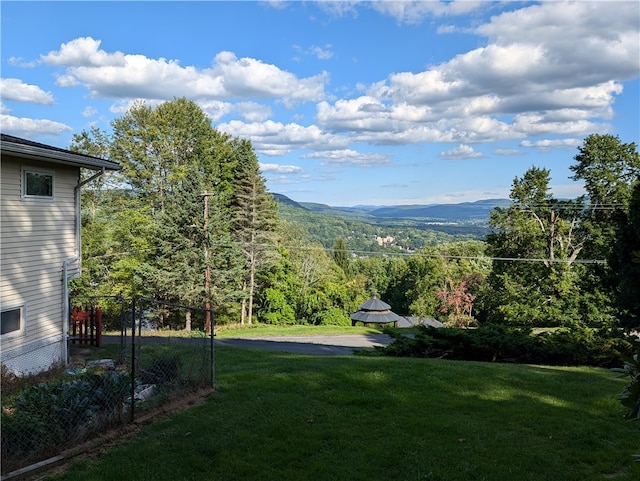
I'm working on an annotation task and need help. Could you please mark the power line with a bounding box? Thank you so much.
[511,202,627,210]
[216,240,609,265]
[84,240,608,265]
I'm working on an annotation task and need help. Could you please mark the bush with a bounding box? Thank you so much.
[612,339,640,421]
[1,368,131,470]
[611,339,640,462]
[377,324,635,367]
[316,307,351,326]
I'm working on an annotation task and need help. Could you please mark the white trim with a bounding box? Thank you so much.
[21,166,55,200]
[1,303,26,339]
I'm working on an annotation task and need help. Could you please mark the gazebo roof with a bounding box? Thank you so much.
[349,310,403,324]
[357,296,392,312]
[350,293,402,325]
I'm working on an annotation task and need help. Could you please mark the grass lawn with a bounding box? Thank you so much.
[48,346,638,481]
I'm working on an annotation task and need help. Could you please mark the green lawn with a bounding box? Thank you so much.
[48,346,638,481]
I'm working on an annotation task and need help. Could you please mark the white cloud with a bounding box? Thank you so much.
[234,102,272,122]
[198,100,234,122]
[294,44,334,60]
[82,106,97,117]
[439,144,483,159]
[303,149,392,167]
[315,1,638,147]
[108,98,164,115]
[310,45,334,60]
[42,37,126,67]
[0,114,72,137]
[550,183,587,200]
[371,0,485,24]
[5,1,636,170]
[260,163,304,174]
[39,38,328,107]
[217,119,349,156]
[494,148,524,156]
[8,56,37,68]
[0,78,54,104]
[520,138,583,150]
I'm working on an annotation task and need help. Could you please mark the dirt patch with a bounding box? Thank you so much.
[6,388,214,481]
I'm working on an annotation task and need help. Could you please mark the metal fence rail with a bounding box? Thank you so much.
[0,296,215,476]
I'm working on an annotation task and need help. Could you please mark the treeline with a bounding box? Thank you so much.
[71,98,640,331]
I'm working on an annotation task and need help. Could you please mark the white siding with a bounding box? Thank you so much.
[1,155,79,374]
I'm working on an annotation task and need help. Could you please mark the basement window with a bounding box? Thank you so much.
[22,168,54,199]
[1,305,25,337]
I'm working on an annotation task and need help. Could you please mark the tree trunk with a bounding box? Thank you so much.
[240,281,247,325]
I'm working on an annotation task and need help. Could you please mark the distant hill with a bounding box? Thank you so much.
[369,199,512,221]
[272,194,509,250]
[271,193,308,210]
[293,197,511,223]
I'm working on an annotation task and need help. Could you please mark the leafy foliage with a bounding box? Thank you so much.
[1,368,130,465]
[377,324,634,367]
[71,115,638,333]
[611,340,640,421]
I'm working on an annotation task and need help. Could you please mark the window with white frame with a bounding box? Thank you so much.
[1,305,25,337]
[22,168,54,199]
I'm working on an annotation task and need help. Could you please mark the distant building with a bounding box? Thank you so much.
[375,235,395,246]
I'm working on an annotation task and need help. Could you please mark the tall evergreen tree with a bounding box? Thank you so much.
[152,170,244,331]
[332,237,351,275]
[229,139,279,325]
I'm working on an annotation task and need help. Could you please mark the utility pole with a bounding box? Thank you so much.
[202,192,213,334]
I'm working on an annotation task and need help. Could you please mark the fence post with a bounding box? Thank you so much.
[95,307,102,347]
[89,305,94,346]
[210,309,215,387]
[129,298,137,423]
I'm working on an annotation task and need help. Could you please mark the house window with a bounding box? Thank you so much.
[23,168,54,199]
[1,305,24,336]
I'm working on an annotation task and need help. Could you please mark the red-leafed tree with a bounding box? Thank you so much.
[437,279,477,327]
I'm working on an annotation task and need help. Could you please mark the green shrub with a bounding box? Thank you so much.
[1,368,131,471]
[316,307,351,326]
[378,324,635,367]
[1,407,55,461]
[612,339,640,421]
[611,339,640,462]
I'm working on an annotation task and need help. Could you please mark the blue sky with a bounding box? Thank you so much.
[2,1,639,206]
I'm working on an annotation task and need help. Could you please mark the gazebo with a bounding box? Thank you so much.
[350,293,403,328]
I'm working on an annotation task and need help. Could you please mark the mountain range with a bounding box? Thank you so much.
[273,194,511,225]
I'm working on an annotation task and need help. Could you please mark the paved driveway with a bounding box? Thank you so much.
[103,333,394,356]
[216,333,393,356]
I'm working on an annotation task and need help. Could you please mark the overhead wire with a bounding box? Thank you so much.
[83,234,608,265]
[85,241,607,264]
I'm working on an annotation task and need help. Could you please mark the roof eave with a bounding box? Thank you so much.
[1,138,121,171]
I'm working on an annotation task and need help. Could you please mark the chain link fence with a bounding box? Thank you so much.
[1,296,214,476]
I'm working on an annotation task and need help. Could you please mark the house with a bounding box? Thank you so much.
[1,134,120,375]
